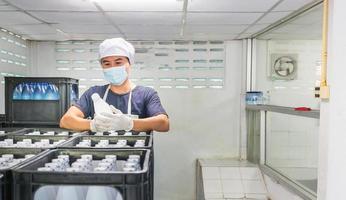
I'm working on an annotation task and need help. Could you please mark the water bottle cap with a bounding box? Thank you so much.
[37,167,53,172]
[2,154,14,161]
[91,93,101,101]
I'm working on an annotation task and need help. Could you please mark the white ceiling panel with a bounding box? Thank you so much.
[119,25,180,34]
[69,33,123,40]
[256,11,291,24]
[273,0,317,11]
[29,12,107,24]
[8,24,57,35]
[185,25,248,34]
[0,11,41,25]
[125,33,181,41]
[236,33,253,39]
[244,24,270,34]
[96,0,183,11]
[23,34,69,41]
[188,0,280,12]
[290,7,322,25]
[8,0,98,11]
[187,13,262,25]
[53,24,120,34]
[107,12,182,25]
[270,24,307,34]
[181,33,238,40]
[0,5,17,11]
[259,32,321,40]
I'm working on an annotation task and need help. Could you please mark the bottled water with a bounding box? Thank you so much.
[51,84,60,100]
[124,131,132,136]
[95,132,104,136]
[56,186,87,200]
[45,83,56,100]
[71,86,78,103]
[91,93,113,115]
[0,154,36,169]
[85,186,121,200]
[33,83,44,100]
[34,186,57,200]
[134,140,145,147]
[21,83,32,100]
[0,138,66,148]
[138,132,147,136]
[13,83,23,100]
[109,131,118,136]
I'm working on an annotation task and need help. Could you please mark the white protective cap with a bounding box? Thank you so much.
[99,38,135,64]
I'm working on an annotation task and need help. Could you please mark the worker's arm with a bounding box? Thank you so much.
[132,114,169,132]
[60,106,91,131]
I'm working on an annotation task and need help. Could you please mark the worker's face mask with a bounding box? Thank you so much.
[103,65,128,86]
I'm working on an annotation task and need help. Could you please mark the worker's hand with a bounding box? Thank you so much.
[110,105,123,114]
[92,112,134,131]
[90,114,111,132]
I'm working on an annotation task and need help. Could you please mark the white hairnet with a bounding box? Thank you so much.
[99,38,135,64]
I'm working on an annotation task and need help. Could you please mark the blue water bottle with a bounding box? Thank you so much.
[33,83,44,100]
[12,84,23,100]
[41,83,48,100]
[45,83,55,100]
[21,83,32,100]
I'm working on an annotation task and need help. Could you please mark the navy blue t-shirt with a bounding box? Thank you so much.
[73,85,167,119]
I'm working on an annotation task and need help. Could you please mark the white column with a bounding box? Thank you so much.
[318,0,346,199]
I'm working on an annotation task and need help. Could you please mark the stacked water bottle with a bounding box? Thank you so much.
[75,139,145,148]
[93,131,147,136]
[0,138,66,148]
[0,153,35,169]
[25,130,80,137]
[70,86,78,103]
[12,82,60,100]
[37,154,141,172]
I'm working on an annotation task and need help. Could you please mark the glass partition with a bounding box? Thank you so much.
[247,2,323,198]
[266,112,319,194]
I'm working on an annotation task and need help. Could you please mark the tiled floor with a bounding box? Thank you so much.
[200,159,268,200]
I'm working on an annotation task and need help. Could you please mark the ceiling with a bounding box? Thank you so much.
[0,0,321,41]
[258,3,322,40]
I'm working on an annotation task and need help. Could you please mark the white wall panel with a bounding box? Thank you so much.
[0,28,30,114]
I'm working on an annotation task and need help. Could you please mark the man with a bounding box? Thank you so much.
[60,38,169,132]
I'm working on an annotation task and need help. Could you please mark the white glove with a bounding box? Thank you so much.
[90,105,126,132]
[90,114,111,132]
[97,112,134,131]
[110,105,123,114]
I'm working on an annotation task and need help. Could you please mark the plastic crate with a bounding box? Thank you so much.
[0,128,26,136]
[4,77,79,127]
[8,128,85,137]
[60,135,153,149]
[1,135,73,149]
[0,148,47,200]
[13,148,152,200]
[87,130,152,136]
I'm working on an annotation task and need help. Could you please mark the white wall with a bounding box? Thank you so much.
[29,40,243,200]
[255,39,321,109]
[0,29,30,114]
[318,0,346,199]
